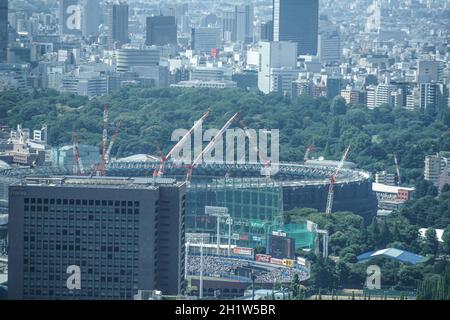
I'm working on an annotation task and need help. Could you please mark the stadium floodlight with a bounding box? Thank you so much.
[205,206,230,255]
[226,218,233,256]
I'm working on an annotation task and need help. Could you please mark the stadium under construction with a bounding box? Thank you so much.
[0,109,378,253]
[0,159,378,249]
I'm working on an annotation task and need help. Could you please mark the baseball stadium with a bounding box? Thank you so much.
[0,142,377,298]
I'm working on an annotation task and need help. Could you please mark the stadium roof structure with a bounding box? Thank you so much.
[357,248,425,265]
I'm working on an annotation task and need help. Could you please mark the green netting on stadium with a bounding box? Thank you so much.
[269,223,316,250]
[186,178,283,248]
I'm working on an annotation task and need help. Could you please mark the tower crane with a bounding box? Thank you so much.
[153,110,211,177]
[325,146,351,215]
[393,151,401,187]
[105,122,121,165]
[186,112,240,182]
[72,133,85,175]
[304,144,314,162]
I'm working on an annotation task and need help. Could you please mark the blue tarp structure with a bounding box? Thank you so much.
[357,248,425,265]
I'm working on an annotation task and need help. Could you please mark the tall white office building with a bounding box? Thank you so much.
[257,41,298,95]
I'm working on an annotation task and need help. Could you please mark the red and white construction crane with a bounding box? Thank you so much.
[393,151,401,187]
[105,122,121,165]
[72,133,85,176]
[153,110,211,177]
[304,144,314,162]
[186,112,240,182]
[325,146,351,215]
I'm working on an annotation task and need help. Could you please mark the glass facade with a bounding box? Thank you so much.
[273,0,319,55]
[186,178,283,248]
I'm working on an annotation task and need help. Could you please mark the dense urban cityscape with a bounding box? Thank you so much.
[0,0,449,304]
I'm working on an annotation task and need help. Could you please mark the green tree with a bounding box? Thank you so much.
[422,228,439,255]
[310,257,338,289]
[442,225,450,255]
[379,221,392,247]
[291,274,300,298]
[369,218,381,248]
[331,96,347,115]
[442,184,450,193]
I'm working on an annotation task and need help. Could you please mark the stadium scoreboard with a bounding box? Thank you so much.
[267,233,296,259]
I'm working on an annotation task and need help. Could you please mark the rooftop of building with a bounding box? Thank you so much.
[357,248,425,265]
[372,182,415,193]
[15,176,184,190]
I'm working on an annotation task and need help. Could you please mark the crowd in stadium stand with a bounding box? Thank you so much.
[187,256,248,277]
[187,255,309,283]
[254,265,309,283]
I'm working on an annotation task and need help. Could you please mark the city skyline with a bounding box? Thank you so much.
[0,0,449,304]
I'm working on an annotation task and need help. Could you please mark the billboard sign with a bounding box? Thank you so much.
[239,234,249,241]
[256,254,271,263]
[205,206,229,217]
[232,247,254,256]
[297,257,307,266]
[270,258,284,266]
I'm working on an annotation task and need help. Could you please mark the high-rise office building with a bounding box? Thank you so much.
[318,31,341,64]
[420,83,445,110]
[116,48,160,73]
[260,21,274,42]
[81,0,100,37]
[108,2,129,49]
[61,72,108,98]
[273,0,319,55]
[221,11,235,42]
[417,60,445,84]
[0,0,7,63]
[191,28,221,53]
[146,16,177,46]
[258,41,298,95]
[8,176,186,299]
[235,4,254,44]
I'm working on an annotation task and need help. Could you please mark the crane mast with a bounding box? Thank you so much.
[153,110,211,177]
[304,144,314,162]
[72,133,85,175]
[325,146,351,215]
[393,151,401,187]
[186,112,240,182]
[105,122,121,165]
